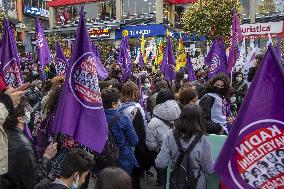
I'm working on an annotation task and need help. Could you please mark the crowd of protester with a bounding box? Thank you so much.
[0,53,264,189]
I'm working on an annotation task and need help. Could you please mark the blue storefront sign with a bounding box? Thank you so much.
[115,24,174,39]
[24,6,49,18]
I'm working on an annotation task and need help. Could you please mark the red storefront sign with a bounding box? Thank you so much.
[48,0,97,7]
[167,0,197,3]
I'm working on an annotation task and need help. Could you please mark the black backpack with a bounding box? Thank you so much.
[95,115,120,169]
[169,131,203,189]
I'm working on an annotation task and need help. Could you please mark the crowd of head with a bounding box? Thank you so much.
[1,52,281,189]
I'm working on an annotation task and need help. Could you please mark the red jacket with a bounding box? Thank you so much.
[0,75,6,92]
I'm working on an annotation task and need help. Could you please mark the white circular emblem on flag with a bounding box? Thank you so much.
[209,53,220,74]
[228,119,284,189]
[35,32,44,48]
[3,58,22,88]
[69,52,102,109]
[55,58,66,76]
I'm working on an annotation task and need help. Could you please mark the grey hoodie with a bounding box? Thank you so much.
[155,130,214,189]
[145,100,181,152]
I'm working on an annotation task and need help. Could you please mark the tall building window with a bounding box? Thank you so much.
[122,0,156,19]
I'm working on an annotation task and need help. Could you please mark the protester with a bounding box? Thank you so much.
[100,88,139,176]
[176,87,199,108]
[95,167,132,189]
[232,71,248,112]
[247,54,263,83]
[172,69,185,93]
[120,81,154,189]
[2,102,57,189]
[199,74,233,134]
[0,83,29,188]
[155,105,214,189]
[35,149,94,189]
[147,80,168,114]
[146,89,181,186]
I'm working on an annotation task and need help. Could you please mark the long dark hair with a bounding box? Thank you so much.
[3,103,26,130]
[205,73,231,99]
[174,105,206,141]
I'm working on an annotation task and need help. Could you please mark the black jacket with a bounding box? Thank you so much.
[199,95,223,134]
[2,127,51,189]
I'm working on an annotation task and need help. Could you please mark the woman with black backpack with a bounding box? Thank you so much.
[155,105,214,189]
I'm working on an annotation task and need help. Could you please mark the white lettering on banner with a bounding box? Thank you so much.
[241,21,283,36]
[236,125,282,156]
[129,30,151,36]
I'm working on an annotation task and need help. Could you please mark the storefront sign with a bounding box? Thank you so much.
[241,21,283,36]
[89,28,110,38]
[115,24,173,39]
[24,6,49,18]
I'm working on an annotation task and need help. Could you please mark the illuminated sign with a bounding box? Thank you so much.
[88,28,110,38]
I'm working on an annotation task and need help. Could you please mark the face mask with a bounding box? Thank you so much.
[20,111,31,124]
[184,74,188,80]
[71,175,80,189]
[145,83,151,89]
[230,96,236,103]
[236,76,242,82]
[213,86,225,97]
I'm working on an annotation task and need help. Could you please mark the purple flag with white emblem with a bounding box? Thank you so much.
[35,19,51,73]
[205,38,227,79]
[214,45,284,189]
[227,10,243,74]
[55,41,67,76]
[92,44,108,80]
[0,20,22,87]
[160,37,176,81]
[54,6,108,153]
[117,37,132,81]
[187,56,195,82]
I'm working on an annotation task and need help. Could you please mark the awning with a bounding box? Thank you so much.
[167,0,197,4]
[47,0,97,7]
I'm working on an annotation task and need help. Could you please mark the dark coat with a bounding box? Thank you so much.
[199,95,223,134]
[2,127,51,189]
[104,109,139,175]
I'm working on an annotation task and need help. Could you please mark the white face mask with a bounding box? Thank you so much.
[145,83,151,89]
[71,175,80,189]
[236,76,242,82]
[20,111,31,124]
[230,96,237,103]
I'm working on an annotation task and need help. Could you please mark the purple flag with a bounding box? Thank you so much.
[160,37,176,81]
[138,50,144,68]
[54,6,108,153]
[214,45,284,189]
[0,20,23,87]
[205,38,227,79]
[276,34,282,62]
[187,56,196,82]
[117,37,132,81]
[55,41,67,76]
[35,19,51,70]
[92,44,101,60]
[227,10,243,73]
[92,44,108,80]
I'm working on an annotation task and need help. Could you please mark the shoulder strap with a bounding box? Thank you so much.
[154,115,174,128]
[108,114,120,130]
[173,130,183,152]
[185,134,203,154]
